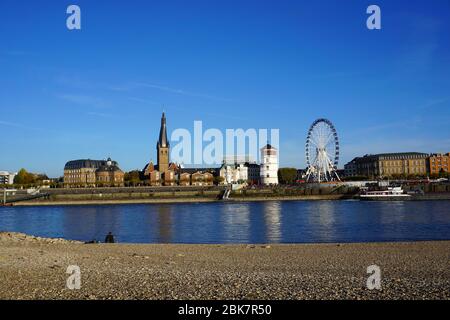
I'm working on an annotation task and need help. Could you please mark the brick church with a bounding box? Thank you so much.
[143,112,214,186]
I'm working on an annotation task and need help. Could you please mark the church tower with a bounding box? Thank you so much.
[157,112,169,173]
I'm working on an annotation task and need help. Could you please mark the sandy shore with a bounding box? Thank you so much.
[0,232,448,300]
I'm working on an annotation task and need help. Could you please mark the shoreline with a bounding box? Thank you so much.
[0,232,448,299]
[1,231,449,245]
[7,195,350,206]
[7,194,450,206]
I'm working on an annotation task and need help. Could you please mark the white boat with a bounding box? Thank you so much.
[359,186,411,200]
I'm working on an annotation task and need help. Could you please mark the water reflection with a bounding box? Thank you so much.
[222,203,250,243]
[305,201,337,242]
[157,205,172,243]
[379,202,407,224]
[62,206,122,242]
[263,201,281,242]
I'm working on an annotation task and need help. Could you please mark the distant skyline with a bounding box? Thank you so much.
[1,0,450,177]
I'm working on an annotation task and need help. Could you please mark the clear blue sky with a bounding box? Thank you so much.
[1,0,449,177]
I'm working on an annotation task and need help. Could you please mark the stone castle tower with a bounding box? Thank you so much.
[157,112,169,173]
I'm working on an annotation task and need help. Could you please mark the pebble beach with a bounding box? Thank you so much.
[0,232,448,300]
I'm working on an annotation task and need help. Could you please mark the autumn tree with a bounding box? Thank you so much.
[14,168,36,185]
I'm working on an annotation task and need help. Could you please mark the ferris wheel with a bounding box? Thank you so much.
[305,118,341,182]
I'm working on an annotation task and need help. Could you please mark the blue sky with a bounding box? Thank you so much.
[1,0,449,177]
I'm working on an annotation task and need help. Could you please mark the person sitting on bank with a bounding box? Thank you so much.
[105,232,115,243]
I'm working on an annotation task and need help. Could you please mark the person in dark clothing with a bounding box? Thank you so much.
[105,232,115,243]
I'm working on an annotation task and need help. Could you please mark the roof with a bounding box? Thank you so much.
[376,152,427,157]
[430,153,450,157]
[359,152,429,160]
[261,144,277,150]
[143,162,180,173]
[64,158,120,170]
[157,112,169,148]
[143,162,155,172]
[346,157,361,163]
[65,159,107,170]
[96,164,123,173]
[0,171,16,175]
[244,162,260,168]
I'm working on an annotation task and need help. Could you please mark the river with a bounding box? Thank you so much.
[1,200,449,243]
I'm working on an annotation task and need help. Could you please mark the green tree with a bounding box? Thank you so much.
[14,168,36,185]
[278,168,298,184]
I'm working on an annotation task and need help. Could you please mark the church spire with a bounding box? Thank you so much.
[158,112,169,148]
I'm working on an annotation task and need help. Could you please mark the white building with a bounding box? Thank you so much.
[0,171,17,185]
[220,163,248,184]
[260,144,278,185]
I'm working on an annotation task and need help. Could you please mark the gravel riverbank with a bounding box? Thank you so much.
[0,232,448,300]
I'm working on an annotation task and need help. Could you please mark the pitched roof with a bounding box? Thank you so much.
[157,112,169,148]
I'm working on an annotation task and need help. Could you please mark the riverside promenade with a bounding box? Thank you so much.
[4,185,357,206]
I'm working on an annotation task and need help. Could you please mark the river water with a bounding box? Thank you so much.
[0,200,449,243]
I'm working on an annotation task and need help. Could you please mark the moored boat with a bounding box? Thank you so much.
[359,186,411,201]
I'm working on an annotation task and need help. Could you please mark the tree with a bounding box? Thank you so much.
[124,170,143,186]
[278,168,298,184]
[35,174,49,181]
[213,176,225,185]
[14,168,36,185]
[430,173,439,179]
[438,168,448,178]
